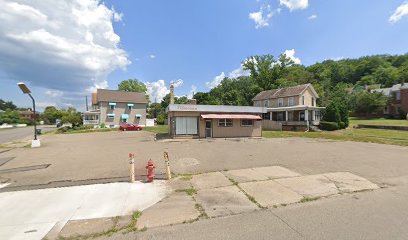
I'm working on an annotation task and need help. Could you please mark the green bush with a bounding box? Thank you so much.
[319,121,339,131]
[57,126,70,133]
[338,122,346,129]
[100,123,106,128]
[398,108,407,120]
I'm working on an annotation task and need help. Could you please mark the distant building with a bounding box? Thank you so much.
[83,89,148,127]
[18,108,39,119]
[253,84,325,131]
[372,83,408,117]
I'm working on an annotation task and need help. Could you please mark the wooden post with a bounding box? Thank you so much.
[164,151,171,180]
[129,153,135,183]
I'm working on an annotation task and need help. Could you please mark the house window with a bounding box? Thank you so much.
[241,119,254,126]
[107,115,115,119]
[288,97,294,106]
[302,96,305,105]
[110,105,115,110]
[218,119,233,127]
[128,105,132,110]
[396,91,401,101]
[312,97,315,106]
[264,100,269,107]
[278,98,284,107]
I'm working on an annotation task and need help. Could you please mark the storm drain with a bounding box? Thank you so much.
[0,164,51,174]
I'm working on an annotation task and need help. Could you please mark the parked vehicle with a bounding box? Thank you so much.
[119,123,143,131]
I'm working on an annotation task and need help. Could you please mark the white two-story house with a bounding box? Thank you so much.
[253,84,325,131]
[83,89,148,128]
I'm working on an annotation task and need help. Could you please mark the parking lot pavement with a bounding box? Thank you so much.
[1,130,408,191]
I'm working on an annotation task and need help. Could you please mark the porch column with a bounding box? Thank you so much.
[305,110,309,130]
[269,112,272,121]
[285,111,288,121]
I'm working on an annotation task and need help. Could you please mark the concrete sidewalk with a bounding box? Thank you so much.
[0,181,169,240]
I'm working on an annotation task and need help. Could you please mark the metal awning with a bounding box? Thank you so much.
[201,114,262,120]
[135,114,142,118]
[121,114,129,119]
[127,103,134,106]
[107,113,115,117]
[108,102,117,106]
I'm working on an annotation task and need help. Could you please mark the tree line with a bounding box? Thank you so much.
[139,53,408,125]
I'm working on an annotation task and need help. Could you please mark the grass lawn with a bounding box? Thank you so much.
[143,125,168,134]
[263,127,408,147]
[349,117,408,127]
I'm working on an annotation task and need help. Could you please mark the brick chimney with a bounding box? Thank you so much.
[170,84,175,104]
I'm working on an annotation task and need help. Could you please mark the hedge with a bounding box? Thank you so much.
[319,122,339,131]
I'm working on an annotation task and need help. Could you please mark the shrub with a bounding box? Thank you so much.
[100,123,106,128]
[338,122,346,129]
[57,126,70,133]
[319,121,339,131]
[398,108,407,120]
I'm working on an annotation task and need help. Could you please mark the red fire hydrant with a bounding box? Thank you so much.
[146,159,155,182]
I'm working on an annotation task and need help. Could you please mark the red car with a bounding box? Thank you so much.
[119,123,143,131]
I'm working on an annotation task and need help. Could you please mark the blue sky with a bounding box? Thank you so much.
[1,0,408,111]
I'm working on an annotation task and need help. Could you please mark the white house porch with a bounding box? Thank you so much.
[82,111,100,125]
[262,105,325,131]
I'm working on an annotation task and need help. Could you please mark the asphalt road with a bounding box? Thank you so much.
[0,125,56,144]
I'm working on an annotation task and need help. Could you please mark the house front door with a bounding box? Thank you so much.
[299,112,305,121]
[205,120,212,138]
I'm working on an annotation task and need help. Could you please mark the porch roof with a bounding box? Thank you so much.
[83,110,100,115]
[267,105,325,112]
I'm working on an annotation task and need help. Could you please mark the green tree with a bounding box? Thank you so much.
[352,92,390,115]
[61,108,82,127]
[242,54,294,90]
[0,110,22,124]
[41,106,63,124]
[323,83,352,127]
[118,79,148,93]
[0,99,17,111]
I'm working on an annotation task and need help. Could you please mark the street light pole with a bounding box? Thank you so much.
[28,93,37,140]
[17,82,40,147]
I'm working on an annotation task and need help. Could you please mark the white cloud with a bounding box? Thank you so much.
[145,79,183,102]
[228,65,250,79]
[308,14,317,20]
[149,54,156,59]
[249,4,277,29]
[389,2,408,23]
[37,101,57,108]
[206,72,225,89]
[171,79,183,88]
[0,0,129,96]
[206,64,250,89]
[280,0,309,11]
[145,80,169,102]
[283,49,301,64]
[45,89,64,98]
[188,85,197,99]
